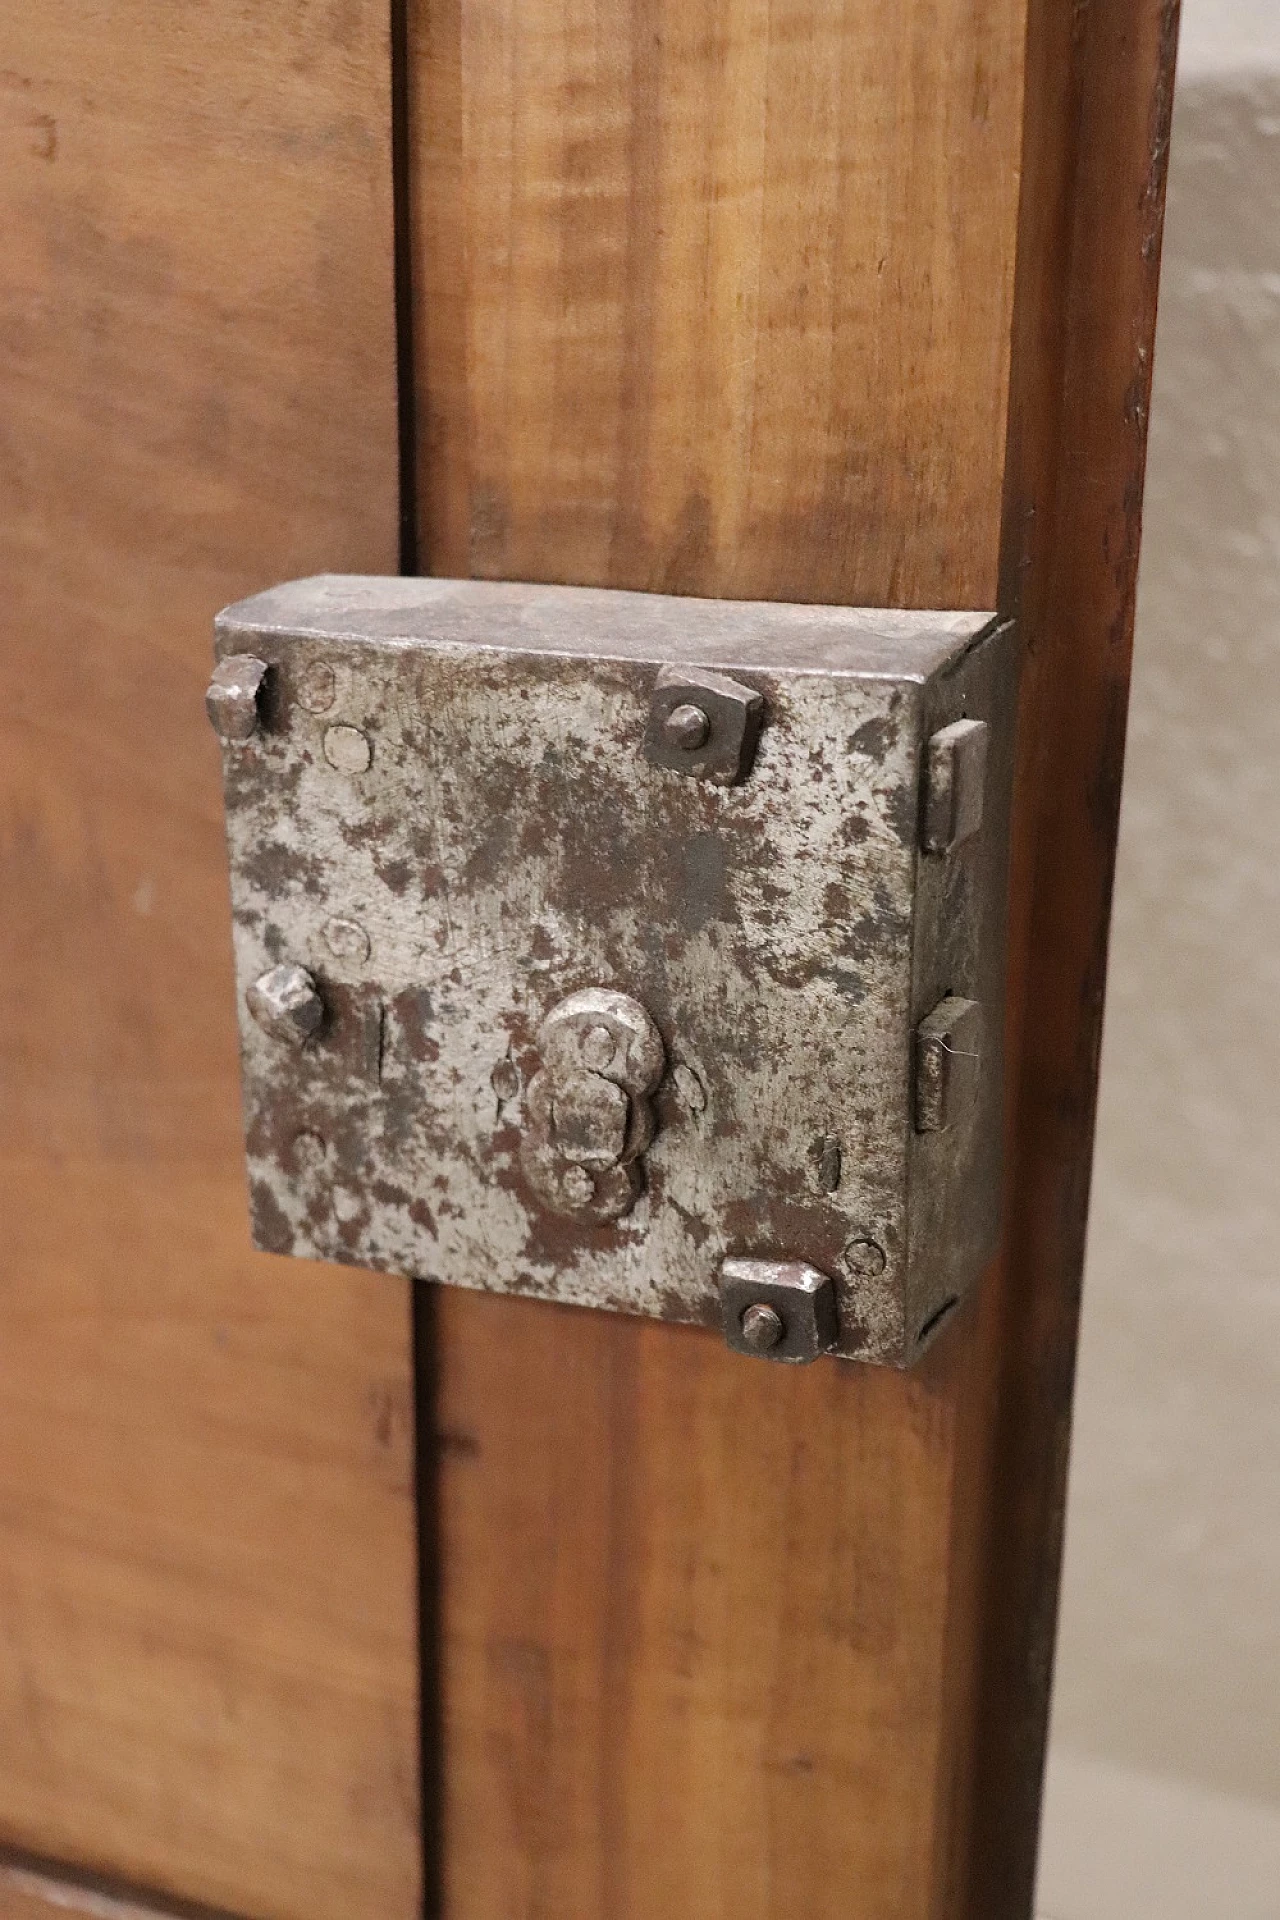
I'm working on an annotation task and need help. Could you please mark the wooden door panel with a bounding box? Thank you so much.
[0,9,419,1918]
[0,0,1177,1912]
[407,0,1179,1914]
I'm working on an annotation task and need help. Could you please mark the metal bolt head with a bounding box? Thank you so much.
[644,665,764,785]
[720,1257,838,1363]
[247,963,324,1045]
[206,654,268,743]
[739,1302,784,1352]
[662,703,712,752]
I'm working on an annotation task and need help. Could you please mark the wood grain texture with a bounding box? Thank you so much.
[408,0,1178,1913]
[412,0,1025,606]
[432,1294,965,1918]
[0,10,419,1919]
[958,0,1183,1910]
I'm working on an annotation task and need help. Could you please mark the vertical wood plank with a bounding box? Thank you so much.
[407,0,1178,1911]
[956,1,1183,1911]
[413,0,1025,606]
[0,8,419,1918]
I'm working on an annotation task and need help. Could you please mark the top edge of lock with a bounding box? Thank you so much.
[215,574,998,684]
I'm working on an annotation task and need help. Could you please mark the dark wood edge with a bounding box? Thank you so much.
[943,1,1183,1914]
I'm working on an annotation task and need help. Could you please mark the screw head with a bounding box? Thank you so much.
[672,1062,707,1112]
[292,1130,329,1173]
[662,702,712,751]
[247,964,324,1045]
[206,654,268,743]
[739,1302,785,1353]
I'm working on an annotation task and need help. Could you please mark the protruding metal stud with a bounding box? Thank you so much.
[206,654,268,743]
[739,1302,784,1353]
[662,702,712,751]
[922,717,988,853]
[247,964,324,1045]
[914,995,982,1132]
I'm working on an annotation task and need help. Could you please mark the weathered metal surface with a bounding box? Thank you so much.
[720,1258,839,1364]
[210,575,1015,1365]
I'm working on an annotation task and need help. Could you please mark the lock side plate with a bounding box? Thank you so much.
[213,576,1014,1365]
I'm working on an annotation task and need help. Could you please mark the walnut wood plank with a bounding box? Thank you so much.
[408,0,1178,1913]
[412,0,1024,607]
[956,1,1182,1909]
[0,10,419,1919]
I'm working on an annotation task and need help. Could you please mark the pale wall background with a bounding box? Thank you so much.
[1036,4,1280,1915]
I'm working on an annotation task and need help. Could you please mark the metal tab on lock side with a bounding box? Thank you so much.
[210,575,1016,1367]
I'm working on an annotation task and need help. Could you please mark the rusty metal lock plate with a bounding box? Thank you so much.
[211,576,1015,1366]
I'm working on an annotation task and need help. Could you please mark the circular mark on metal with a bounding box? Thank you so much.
[292,1130,328,1173]
[297,661,337,713]
[662,702,711,751]
[843,1237,887,1278]
[490,1057,521,1104]
[672,1063,707,1113]
[323,723,372,773]
[324,915,371,964]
